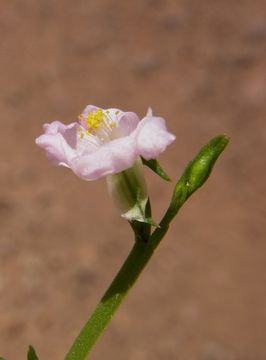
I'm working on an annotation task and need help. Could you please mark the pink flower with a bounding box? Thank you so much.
[35,105,175,181]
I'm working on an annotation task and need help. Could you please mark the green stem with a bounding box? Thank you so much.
[65,241,154,360]
[66,200,183,360]
[65,134,229,360]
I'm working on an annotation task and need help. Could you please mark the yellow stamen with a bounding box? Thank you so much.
[86,109,104,131]
[78,127,84,139]
[78,109,117,137]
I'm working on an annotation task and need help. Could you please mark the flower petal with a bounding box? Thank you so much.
[35,121,79,167]
[36,106,176,182]
[81,104,99,118]
[79,106,139,137]
[70,135,138,180]
[135,115,176,160]
[115,111,140,136]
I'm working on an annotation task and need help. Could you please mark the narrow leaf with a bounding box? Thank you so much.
[27,345,39,360]
[141,157,171,181]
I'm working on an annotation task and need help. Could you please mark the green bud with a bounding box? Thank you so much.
[167,134,229,221]
[150,134,229,249]
[183,134,229,194]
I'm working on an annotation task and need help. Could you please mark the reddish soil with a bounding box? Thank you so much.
[0,1,266,359]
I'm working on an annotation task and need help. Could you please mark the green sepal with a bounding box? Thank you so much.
[27,345,39,360]
[128,198,159,243]
[123,198,159,228]
[142,217,160,228]
[141,157,171,181]
[107,158,158,230]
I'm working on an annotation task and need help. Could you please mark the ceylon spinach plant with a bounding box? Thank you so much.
[5,105,229,360]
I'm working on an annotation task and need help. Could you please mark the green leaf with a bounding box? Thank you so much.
[141,157,171,181]
[27,346,39,360]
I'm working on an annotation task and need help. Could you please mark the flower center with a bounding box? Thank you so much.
[78,109,119,142]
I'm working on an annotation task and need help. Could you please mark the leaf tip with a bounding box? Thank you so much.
[27,345,39,360]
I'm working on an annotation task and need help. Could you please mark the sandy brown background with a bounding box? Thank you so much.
[1,1,266,359]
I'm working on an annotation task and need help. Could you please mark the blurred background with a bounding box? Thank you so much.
[0,1,266,359]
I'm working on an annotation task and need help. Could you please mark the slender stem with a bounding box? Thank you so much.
[65,240,154,360]
[64,134,229,360]
[65,212,175,360]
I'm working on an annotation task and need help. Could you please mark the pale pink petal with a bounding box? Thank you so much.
[145,107,153,117]
[76,133,100,156]
[81,105,99,118]
[35,121,79,167]
[70,135,138,180]
[135,116,176,160]
[99,108,126,130]
[81,106,139,135]
[36,106,176,181]
[114,111,140,136]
